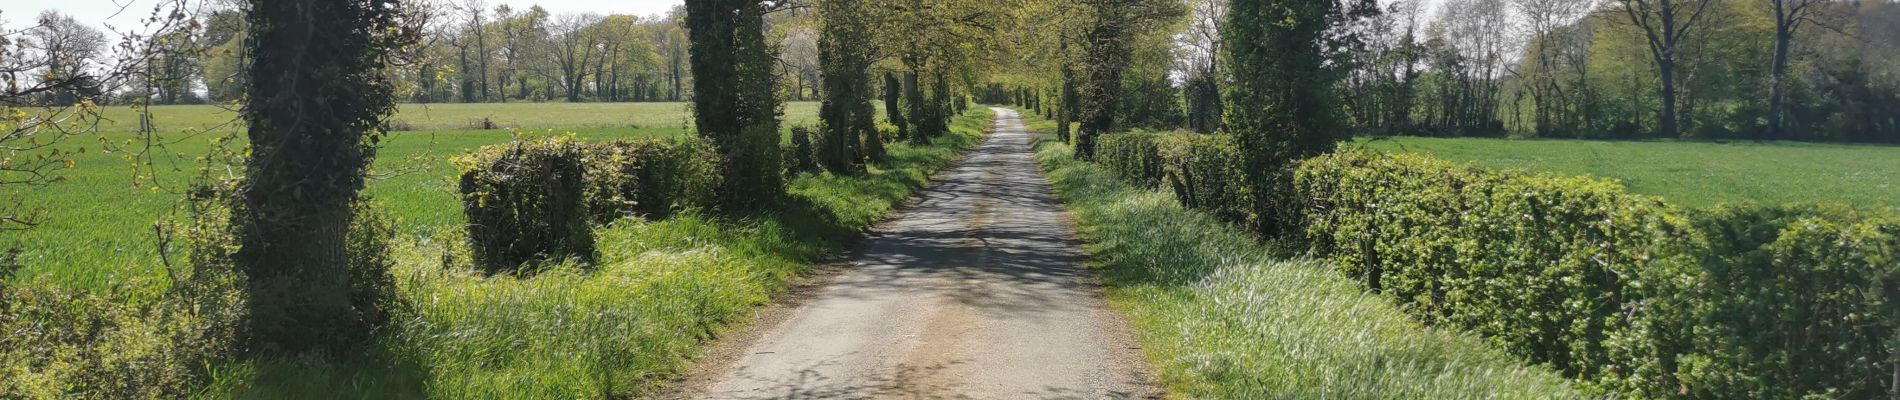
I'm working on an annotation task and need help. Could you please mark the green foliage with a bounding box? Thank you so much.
[1031,134,1579,398]
[1622,205,1899,399]
[581,138,720,223]
[1094,132,1166,188]
[236,0,413,354]
[787,124,819,174]
[455,137,595,274]
[1155,134,1254,229]
[1097,131,1255,230]
[1296,149,1900,399]
[1224,0,1344,236]
[1297,150,1696,382]
[817,0,878,173]
[686,0,784,214]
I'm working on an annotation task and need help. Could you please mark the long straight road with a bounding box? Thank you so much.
[675,108,1159,400]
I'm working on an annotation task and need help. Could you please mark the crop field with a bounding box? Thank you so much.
[2,102,827,293]
[1358,136,1900,209]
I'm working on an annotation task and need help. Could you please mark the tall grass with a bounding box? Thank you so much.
[1026,122,1575,398]
[203,107,991,398]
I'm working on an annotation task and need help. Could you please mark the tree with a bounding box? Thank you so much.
[1765,0,1823,140]
[1073,0,1181,159]
[685,0,783,213]
[1611,0,1718,139]
[1225,0,1342,235]
[1180,0,1227,133]
[550,13,604,102]
[27,11,108,105]
[817,0,880,172]
[235,0,408,353]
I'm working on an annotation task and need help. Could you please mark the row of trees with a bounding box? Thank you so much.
[994,0,1899,144]
[1333,0,1900,142]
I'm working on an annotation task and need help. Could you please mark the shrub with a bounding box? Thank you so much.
[582,138,720,223]
[787,125,816,174]
[456,137,594,274]
[1296,150,1900,399]
[1615,205,1899,399]
[1095,132,1166,187]
[0,181,249,398]
[1297,150,1697,382]
[1152,134,1253,228]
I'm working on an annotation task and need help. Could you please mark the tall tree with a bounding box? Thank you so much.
[1225,0,1342,235]
[236,0,406,353]
[27,11,108,105]
[883,72,908,140]
[1612,0,1718,139]
[685,0,783,212]
[1765,0,1822,140]
[817,0,878,172]
[1073,0,1180,159]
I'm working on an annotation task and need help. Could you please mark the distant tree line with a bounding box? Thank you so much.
[993,0,1900,145]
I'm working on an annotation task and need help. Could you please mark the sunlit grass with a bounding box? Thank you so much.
[1021,109,1576,398]
[2,102,842,293]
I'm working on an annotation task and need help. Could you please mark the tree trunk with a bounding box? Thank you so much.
[238,0,394,354]
[884,72,908,140]
[1660,58,1679,139]
[686,0,782,213]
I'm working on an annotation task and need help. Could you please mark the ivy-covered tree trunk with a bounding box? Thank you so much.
[1224,0,1340,236]
[883,72,908,141]
[817,0,877,173]
[1057,62,1077,144]
[903,69,929,144]
[237,0,401,354]
[1075,1,1133,160]
[686,0,783,212]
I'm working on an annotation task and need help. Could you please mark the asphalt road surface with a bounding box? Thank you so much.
[676,108,1159,400]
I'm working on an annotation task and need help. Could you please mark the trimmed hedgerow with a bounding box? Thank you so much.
[456,137,595,274]
[1095,132,1166,188]
[1296,150,1697,384]
[1626,205,1898,399]
[582,138,720,224]
[1154,134,1252,229]
[1295,150,1900,399]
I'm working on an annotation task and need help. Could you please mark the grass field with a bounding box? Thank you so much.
[1025,123,1577,397]
[1358,136,1900,209]
[93,102,827,133]
[3,103,991,398]
[2,102,828,294]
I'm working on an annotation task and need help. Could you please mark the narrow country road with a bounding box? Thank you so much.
[675,108,1158,400]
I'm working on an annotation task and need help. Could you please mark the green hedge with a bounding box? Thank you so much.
[1295,150,1900,399]
[456,137,595,274]
[1091,132,1900,397]
[1095,132,1166,188]
[1099,132,1254,228]
[582,138,720,223]
[1645,205,1899,399]
[1154,134,1253,229]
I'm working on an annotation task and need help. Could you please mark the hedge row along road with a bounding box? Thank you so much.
[674,108,1160,399]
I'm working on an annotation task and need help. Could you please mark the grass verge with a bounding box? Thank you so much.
[186,108,990,398]
[1026,129,1576,398]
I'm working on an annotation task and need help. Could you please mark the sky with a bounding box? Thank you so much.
[0,0,685,35]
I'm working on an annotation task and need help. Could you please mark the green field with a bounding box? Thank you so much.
[1358,136,1900,209]
[1,102,828,293]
